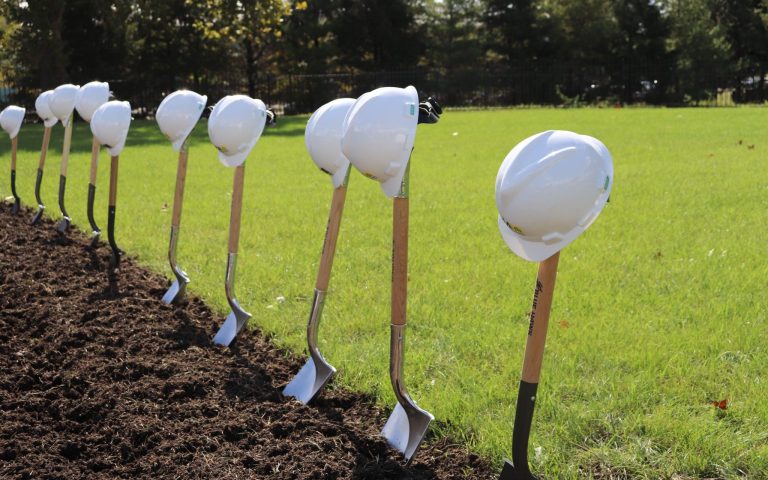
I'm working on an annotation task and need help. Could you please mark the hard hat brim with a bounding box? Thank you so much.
[43,117,58,128]
[8,123,22,139]
[217,149,250,168]
[58,112,75,127]
[107,137,127,156]
[330,159,350,188]
[498,216,569,262]
[167,94,208,152]
[379,86,419,198]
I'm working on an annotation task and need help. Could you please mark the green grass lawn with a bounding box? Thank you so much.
[2,108,767,478]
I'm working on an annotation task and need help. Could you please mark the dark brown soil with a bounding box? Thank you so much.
[0,205,496,479]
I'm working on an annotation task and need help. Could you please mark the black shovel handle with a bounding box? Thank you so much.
[87,183,100,234]
[10,136,20,205]
[107,155,121,267]
[58,174,69,219]
[508,380,538,478]
[10,170,19,204]
[501,252,560,479]
[34,168,44,207]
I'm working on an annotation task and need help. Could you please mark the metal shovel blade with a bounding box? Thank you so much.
[212,306,251,347]
[283,356,336,404]
[89,231,100,248]
[162,277,189,305]
[11,199,20,216]
[56,216,71,234]
[31,206,45,225]
[284,290,337,404]
[381,400,434,463]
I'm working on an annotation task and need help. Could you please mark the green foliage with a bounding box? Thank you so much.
[2,109,767,477]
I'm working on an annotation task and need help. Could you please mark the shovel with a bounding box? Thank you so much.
[283,165,351,403]
[86,136,102,247]
[9,136,21,215]
[162,142,191,304]
[499,252,560,480]
[380,164,434,463]
[107,154,123,268]
[56,116,74,234]
[212,164,251,346]
[31,126,53,225]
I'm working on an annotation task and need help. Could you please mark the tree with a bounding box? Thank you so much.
[279,0,340,74]
[611,0,671,102]
[484,0,562,64]
[421,0,483,70]
[186,0,292,97]
[663,0,734,102]
[333,0,424,71]
[709,0,768,101]
[2,0,68,89]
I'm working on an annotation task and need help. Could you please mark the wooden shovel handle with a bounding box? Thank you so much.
[391,196,409,327]
[228,165,246,254]
[60,119,73,176]
[315,185,348,291]
[108,155,119,207]
[171,148,189,228]
[10,137,17,171]
[89,136,100,185]
[520,252,560,383]
[38,127,52,170]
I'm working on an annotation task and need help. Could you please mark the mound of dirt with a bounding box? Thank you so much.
[0,205,496,479]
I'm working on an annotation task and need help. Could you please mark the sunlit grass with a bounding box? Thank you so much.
[2,107,767,478]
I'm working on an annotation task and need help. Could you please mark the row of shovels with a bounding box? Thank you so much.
[1,84,127,268]
[2,84,613,479]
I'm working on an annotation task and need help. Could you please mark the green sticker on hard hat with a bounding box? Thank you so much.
[603,175,610,191]
[409,104,415,116]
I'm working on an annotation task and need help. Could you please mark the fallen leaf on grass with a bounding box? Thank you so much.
[710,399,728,410]
[558,320,570,329]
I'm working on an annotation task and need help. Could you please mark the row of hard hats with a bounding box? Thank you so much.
[1,82,131,157]
[157,91,273,167]
[2,85,270,167]
[304,90,613,260]
[161,85,612,260]
[4,84,612,261]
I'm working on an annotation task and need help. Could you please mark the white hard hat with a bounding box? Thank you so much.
[156,89,208,151]
[75,81,110,123]
[0,106,26,139]
[90,100,132,156]
[35,90,58,128]
[341,86,419,197]
[495,130,613,262]
[305,98,356,187]
[207,95,268,167]
[49,84,81,126]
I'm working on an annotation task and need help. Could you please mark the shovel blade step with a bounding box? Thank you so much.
[213,312,238,346]
[499,459,536,480]
[161,279,188,305]
[31,207,44,225]
[381,402,433,463]
[56,217,71,234]
[283,357,336,404]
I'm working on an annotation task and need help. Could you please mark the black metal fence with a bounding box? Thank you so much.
[2,61,765,117]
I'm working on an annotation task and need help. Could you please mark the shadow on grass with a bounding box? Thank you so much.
[0,115,308,157]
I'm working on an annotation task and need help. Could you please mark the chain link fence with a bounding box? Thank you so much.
[2,61,765,118]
